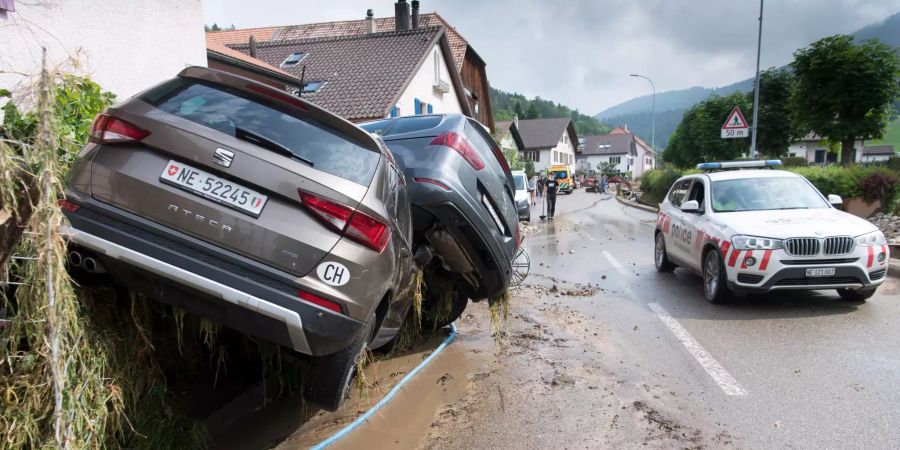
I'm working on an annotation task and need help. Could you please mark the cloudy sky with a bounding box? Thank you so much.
[203,0,900,115]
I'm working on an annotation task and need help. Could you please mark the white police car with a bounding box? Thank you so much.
[654,160,889,303]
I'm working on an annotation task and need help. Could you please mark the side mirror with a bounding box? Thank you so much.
[681,200,701,212]
[828,194,843,206]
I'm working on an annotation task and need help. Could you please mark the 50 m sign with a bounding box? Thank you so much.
[721,128,748,138]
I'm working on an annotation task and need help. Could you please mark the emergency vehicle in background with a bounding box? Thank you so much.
[548,165,574,194]
[654,160,889,303]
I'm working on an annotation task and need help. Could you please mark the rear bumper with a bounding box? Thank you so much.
[63,200,364,356]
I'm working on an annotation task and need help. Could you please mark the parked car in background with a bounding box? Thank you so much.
[511,170,531,222]
[655,160,889,303]
[61,67,417,411]
[362,115,519,327]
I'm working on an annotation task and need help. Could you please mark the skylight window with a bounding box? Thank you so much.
[301,81,324,93]
[281,52,307,67]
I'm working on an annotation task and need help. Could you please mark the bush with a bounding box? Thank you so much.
[787,165,867,198]
[861,170,900,204]
[641,167,684,204]
[781,156,808,167]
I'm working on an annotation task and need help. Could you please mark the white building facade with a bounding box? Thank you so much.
[0,0,206,101]
[392,47,463,118]
[511,117,579,174]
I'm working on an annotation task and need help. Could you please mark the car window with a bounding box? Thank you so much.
[379,116,443,136]
[687,180,706,208]
[711,176,830,212]
[143,79,380,186]
[513,174,526,191]
[668,179,692,207]
[552,170,568,180]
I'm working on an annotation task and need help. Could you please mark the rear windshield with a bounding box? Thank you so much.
[142,79,380,186]
[552,170,569,180]
[360,116,443,137]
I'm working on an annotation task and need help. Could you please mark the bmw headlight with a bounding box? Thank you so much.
[731,235,783,250]
[856,230,886,246]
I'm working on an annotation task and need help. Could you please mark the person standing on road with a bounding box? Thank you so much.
[544,172,558,219]
[601,174,608,194]
[536,175,544,199]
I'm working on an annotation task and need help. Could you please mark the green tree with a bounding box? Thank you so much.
[597,161,618,174]
[755,68,797,158]
[524,158,535,178]
[663,93,752,167]
[513,101,524,119]
[525,102,540,119]
[790,35,900,165]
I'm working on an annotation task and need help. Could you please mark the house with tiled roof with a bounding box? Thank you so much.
[508,117,579,173]
[221,24,469,123]
[578,126,656,177]
[860,144,896,163]
[206,40,302,92]
[205,0,494,129]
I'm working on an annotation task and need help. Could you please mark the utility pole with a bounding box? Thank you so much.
[629,74,656,151]
[749,0,764,159]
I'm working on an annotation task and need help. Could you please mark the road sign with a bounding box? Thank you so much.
[721,106,749,139]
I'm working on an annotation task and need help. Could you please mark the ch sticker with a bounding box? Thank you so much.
[317,261,350,287]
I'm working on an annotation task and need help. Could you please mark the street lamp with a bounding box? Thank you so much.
[629,74,656,152]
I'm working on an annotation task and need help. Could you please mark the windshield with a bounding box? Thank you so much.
[513,174,526,191]
[143,79,380,186]
[711,177,830,212]
[552,170,568,180]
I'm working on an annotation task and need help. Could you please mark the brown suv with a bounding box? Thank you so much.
[61,67,416,411]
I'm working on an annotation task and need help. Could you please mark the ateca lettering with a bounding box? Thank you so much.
[670,222,693,246]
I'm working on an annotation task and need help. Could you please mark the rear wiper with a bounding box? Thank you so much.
[235,127,313,167]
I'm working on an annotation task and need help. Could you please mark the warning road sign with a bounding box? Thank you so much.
[721,106,749,138]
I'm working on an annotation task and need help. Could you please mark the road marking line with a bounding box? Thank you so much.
[602,250,627,275]
[648,302,748,396]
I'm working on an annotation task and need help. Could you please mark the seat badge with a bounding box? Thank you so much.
[213,148,234,168]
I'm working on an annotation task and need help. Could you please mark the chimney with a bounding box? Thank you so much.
[365,9,375,33]
[411,0,420,29]
[249,35,258,58]
[513,114,519,129]
[394,0,410,31]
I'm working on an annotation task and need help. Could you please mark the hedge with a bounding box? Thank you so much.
[638,165,900,212]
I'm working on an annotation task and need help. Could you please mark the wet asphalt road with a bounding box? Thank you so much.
[512,190,900,449]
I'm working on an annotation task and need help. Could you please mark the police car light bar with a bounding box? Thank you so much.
[696,160,783,171]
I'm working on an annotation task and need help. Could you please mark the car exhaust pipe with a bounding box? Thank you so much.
[68,250,83,267]
[82,256,106,274]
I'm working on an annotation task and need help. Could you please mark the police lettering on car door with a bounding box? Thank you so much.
[670,222,693,248]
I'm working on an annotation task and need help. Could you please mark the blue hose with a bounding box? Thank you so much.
[310,323,459,449]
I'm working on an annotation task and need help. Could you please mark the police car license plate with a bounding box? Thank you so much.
[160,160,267,217]
[806,268,836,277]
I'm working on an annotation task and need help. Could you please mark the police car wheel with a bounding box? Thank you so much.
[836,287,876,302]
[703,249,732,304]
[654,232,676,272]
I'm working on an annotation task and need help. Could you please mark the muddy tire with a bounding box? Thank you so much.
[654,232,676,273]
[302,318,375,412]
[836,287,876,302]
[702,249,732,304]
[422,289,468,331]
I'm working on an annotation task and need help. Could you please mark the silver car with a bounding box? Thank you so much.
[61,67,417,411]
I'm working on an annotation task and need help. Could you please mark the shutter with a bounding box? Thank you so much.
[414,98,421,115]
[427,103,433,114]
[390,106,398,117]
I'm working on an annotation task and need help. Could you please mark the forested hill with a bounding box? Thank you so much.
[490,87,611,136]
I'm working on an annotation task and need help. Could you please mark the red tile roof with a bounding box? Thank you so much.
[205,13,471,71]
[206,39,298,80]
[228,27,450,121]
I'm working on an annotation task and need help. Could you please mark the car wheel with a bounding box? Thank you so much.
[302,317,375,412]
[422,289,468,331]
[836,287,876,302]
[702,249,732,304]
[654,232,676,273]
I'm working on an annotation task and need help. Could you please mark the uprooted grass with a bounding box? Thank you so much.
[489,290,511,340]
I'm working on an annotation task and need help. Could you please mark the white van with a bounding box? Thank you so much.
[511,170,531,222]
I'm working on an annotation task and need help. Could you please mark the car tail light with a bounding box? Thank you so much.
[298,290,342,314]
[89,114,150,144]
[57,199,79,212]
[430,132,485,170]
[413,177,451,191]
[298,190,390,252]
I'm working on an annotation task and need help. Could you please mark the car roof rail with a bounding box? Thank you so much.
[696,160,782,172]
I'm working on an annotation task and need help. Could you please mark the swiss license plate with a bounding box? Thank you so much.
[806,267,836,277]
[160,160,267,217]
